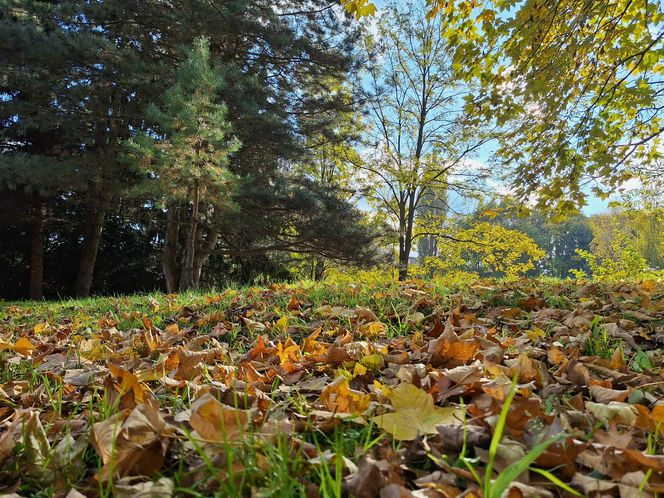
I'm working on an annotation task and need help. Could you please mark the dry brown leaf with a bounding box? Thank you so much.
[91,404,170,480]
[114,476,174,498]
[506,353,542,385]
[189,393,251,441]
[589,385,630,403]
[344,456,386,498]
[571,473,618,494]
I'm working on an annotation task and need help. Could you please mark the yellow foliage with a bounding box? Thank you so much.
[374,383,462,440]
[417,222,545,281]
[340,0,376,18]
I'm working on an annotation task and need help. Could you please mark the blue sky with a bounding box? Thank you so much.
[362,0,635,216]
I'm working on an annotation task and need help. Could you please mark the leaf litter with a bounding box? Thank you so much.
[0,279,662,496]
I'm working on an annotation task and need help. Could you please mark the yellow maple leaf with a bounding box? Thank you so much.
[358,321,386,337]
[353,362,368,377]
[33,322,49,335]
[320,377,370,414]
[374,383,462,440]
[0,337,37,356]
[275,315,288,332]
[340,0,376,18]
[277,338,301,367]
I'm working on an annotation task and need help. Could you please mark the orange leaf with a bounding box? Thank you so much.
[108,365,146,403]
[430,339,480,367]
[609,348,625,370]
[546,347,567,365]
[651,405,664,428]
[277,337,301,367]
[320,377,370,414]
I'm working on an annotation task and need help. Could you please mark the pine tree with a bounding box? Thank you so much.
[1,0,380,297]
[130,37,240,290]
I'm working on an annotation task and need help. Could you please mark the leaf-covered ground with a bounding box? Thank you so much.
[0,279,663,497]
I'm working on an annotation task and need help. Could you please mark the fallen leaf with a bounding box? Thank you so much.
[110,364,147,398]
[275,315,288,332]
[359,321,386,337]
[374,383,462,440]
[114,476,174,498]
[91,404,170,480]
[320,377,371,414]
[586,401,638,426]
[589,385,630,403]
[189,393,251,441]
[24,411,49,477]
[243,317,266,333]
[0,337,36,356]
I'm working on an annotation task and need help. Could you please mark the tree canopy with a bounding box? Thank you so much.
[2,0,663,297]
[430,0,664,212]
[0,0,381,298]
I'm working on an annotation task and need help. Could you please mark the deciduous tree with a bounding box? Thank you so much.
[428,0,664,212]
[361,0,489,280]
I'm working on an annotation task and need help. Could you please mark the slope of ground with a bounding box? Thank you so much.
[0,279,663,497]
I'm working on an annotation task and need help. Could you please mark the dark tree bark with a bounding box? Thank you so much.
[399,190,416,281]
[179,181,200,290]
[397,200,409,281]
[398,240,411,281]
[74,196,108,297]
[312,258,326,281]
[192,227,218,289]
[28,200,46,300]
[162,204,181,292]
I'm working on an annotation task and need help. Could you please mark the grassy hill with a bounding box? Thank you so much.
[0,278,663,497]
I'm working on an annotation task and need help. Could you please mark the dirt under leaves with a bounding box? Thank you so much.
[0,279,663,497]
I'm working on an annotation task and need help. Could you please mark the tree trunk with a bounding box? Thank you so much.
[401,196,416,281]
[192,227,218,288]
[398,249,409,280]
[398,200,417,281]
[398,243,408,280]
[74,196,108,297]
[162,204,181,292]
[28,201,46,300]
[313,258,326,281]
[179,181,200,290]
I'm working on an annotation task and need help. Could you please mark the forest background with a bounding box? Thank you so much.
[1,0,663,300]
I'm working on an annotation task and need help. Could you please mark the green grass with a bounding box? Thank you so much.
[1,277,662,497]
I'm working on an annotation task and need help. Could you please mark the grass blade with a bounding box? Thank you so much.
[530,466,583,497]
[484,375,518,495]
[490,434,566,497]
